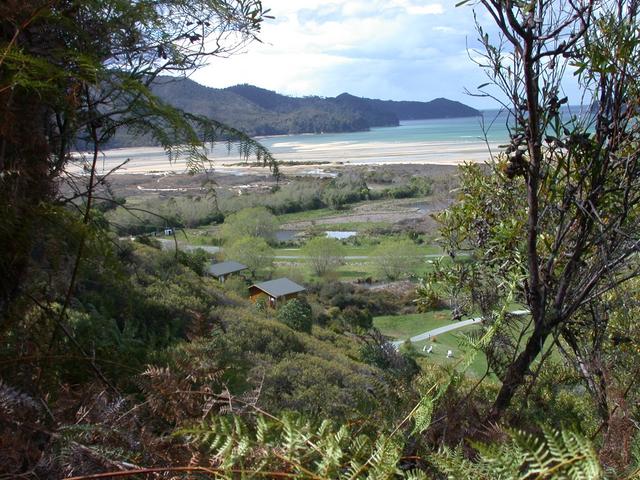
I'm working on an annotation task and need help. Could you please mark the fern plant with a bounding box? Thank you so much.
[433,427,603,480]
[183,411,605,479]
[181,412,417,479]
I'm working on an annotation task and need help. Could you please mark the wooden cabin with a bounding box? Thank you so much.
[249,278,306,308]
[207,261,248,283]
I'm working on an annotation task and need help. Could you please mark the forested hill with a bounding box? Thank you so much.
[333,93,479,120]
[107,77,479,147]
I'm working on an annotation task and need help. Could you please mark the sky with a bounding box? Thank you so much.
[191,0,494,108]
[191,1,577,110]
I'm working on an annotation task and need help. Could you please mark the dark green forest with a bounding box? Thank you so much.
[2,0,640,479]
[107,78,480,146]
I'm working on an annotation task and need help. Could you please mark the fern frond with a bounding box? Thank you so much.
[433,427,602,480]
[0,379,39,418]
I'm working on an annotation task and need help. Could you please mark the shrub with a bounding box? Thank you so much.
[221,276,249,298]
[359,330,420,381]
[340,306,373,331]
[322,173,369,209]
[224,236,273,277]
[254,295,269,313]
[176,248,209,276]
[277,298,313,333]
[302,236,346,276]
[220,207,279,242]
[107,195,222,234]
[373,238,422,280]
[318,282,401,316]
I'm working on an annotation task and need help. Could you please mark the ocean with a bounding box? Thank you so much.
[258,109,510,154]
[87,107,588,174]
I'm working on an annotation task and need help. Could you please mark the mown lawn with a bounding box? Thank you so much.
[374,310,489,377]
[412,329,489,378]
[373,309,558,380]
[273,257,437,283]
[373,310,451,339]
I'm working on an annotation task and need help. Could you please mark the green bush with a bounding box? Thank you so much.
[260,353,377,419]
[221,275,249,298]
[277,298,313,333]
[254,295,269,313]
[224,235,274,277]
[220,207,279,242]
[340,305,373,331]
[321,173,369,209]
[302,236,346,276]
[381,176,434,199]
[317,282,403,315]
[373,238,422,280]
[107,195,222,234]
[359,330,420,380]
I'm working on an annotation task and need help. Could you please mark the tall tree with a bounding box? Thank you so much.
[373,238,421,280]
[224,235,273,277]
[443,0,640,421]
[0,0,274,330]
[302,236,346,277]
[220,206,279,242]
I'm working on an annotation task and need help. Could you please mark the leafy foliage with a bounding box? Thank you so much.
[374,239,422,280]
[224,235,274,276]
[322,173,370,209]
[434,427,602,480]
[340,305,374,331]
[277,298,313,333]
[183,413,410,479]
[107,195,223,235]
[0,0,275,336]
[302,236,346,276]
[220,206,279,242]
[432,0,640,424]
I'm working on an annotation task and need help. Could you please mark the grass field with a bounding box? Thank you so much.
[373,311,451,338]
[412,329,488,378]
[276,207,341,223]
[273,259,438,283]
[274,243,443,257]
[373,310,489,377]
[373,308,559,380]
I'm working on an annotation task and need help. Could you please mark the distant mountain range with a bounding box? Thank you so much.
[108,77,480,147]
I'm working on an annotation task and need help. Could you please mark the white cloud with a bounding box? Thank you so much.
[193,1,500,107]
[433,25,457,34]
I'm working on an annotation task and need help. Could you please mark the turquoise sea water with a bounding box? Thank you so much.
[256,109,510,153]
[93,106,590,173]
[254,104,593,154]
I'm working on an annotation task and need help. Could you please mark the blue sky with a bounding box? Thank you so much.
[192,1,575,109]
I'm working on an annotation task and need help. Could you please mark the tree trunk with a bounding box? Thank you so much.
[488,322,551,422]
[0,87,51,331]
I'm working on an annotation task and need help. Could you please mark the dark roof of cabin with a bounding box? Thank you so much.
[250,278,306,298]
[208,261,248,277]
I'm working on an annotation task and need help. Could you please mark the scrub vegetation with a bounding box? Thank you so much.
[2,0,640,479]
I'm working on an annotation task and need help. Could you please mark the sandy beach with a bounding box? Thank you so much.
[68,138,500,176]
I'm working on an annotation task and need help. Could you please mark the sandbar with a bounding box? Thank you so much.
[68,138,500,176]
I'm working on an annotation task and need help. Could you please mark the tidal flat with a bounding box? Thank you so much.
[68,136,499,177]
